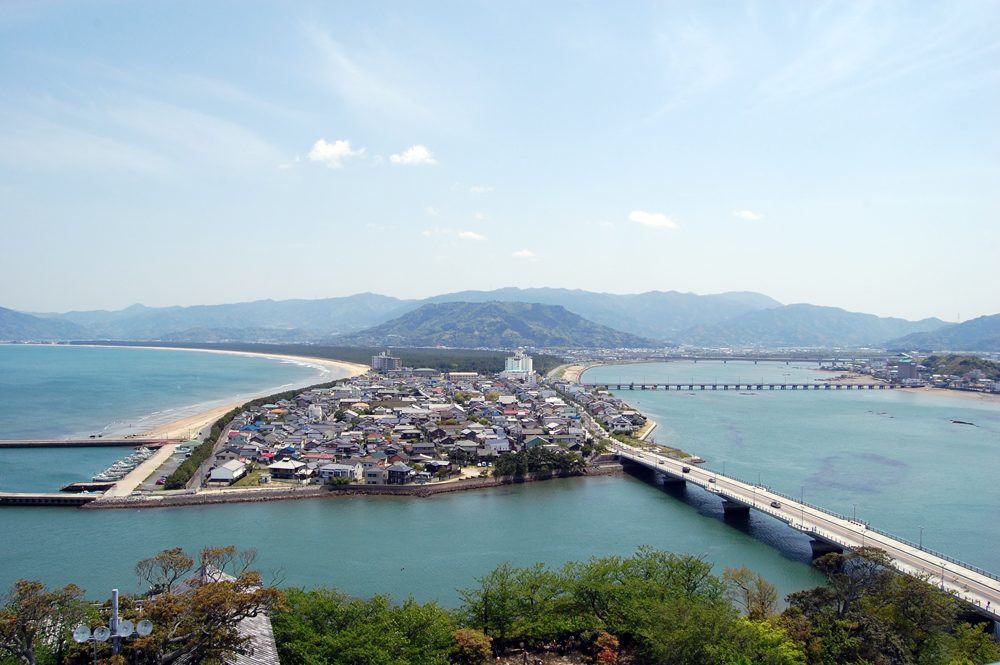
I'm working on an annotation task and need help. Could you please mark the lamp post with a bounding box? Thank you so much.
[800,486,805,528]
[941,562,947,590]
[919,526,924,550]
[853,503,857,521]
[73,589,152,665]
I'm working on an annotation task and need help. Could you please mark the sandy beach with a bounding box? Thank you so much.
[899,386,1000,405]
[88,346,370,441]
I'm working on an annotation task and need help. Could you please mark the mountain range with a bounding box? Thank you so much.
[334,301,660,349]
[883,314,1000,352]
[0,288,984,350]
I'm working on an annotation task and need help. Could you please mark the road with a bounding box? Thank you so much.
[615,444,1000,621]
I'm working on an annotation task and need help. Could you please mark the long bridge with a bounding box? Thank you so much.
[582,382,900,391]
[615,445,1000,623]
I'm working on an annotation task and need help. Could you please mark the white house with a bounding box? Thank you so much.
[209,460,247,484]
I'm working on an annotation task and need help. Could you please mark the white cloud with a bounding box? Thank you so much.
[458,231,487,241]
[471,186,493,194]
[278,156,300,169]
[390,145,436,165]
[474,212,486,220]
[733,210,764,220]
[629,210,678,229]
[308,139,364,168]
[598,220,614,228]
[423,228,452,237]
[425,207,440,215]
[512,249,536,258]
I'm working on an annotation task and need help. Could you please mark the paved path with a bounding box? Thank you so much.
[616,444,1000,621]
[104,444,176,497]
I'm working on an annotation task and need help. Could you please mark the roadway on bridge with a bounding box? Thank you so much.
[615,444,1000,621]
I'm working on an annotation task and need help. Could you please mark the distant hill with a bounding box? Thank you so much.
[32,293,412,341]
[920,354,1000,380]
[884,314,1000,352]
[0,306,92,341]
[419,287,783,338]
[333,301,661,349]
[28,288,782,342]
[677,304,947,348]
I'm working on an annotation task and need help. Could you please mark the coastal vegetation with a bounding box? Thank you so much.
[920,354,1000,381]
[74,341,564,376]
[490,447,585,478]
[4,546,999,665]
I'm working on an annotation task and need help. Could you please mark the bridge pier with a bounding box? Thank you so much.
[810,540,844,559]
[655,473,686,486]
[722,500,750,515]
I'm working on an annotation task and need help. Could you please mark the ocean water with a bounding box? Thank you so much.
[585,361,1000,574]
[0,345,337,440]
[0,475,825,606]
[0,345,345,492]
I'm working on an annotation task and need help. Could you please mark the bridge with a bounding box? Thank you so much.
[581,382,899,391]
[658,356,877,365]
[615,444,1000,623]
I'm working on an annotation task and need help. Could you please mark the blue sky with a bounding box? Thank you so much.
[1,1,997,321]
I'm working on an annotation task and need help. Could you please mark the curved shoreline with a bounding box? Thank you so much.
[14,344,370,442]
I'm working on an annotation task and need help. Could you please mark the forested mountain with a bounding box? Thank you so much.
[884,314,1000,352]
[677,304,947,348]
[419,287,783,338]
[0,306,92,341]
[333,301,661,349]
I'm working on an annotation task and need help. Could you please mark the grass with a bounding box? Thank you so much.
[231,467,263,488]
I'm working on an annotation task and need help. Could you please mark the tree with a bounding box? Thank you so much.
[272,587,456,665]
[0,580,87,665]
[450,628,492,665]
[723,565,779,620]
[125,546,285,665]
[135,547,194,595]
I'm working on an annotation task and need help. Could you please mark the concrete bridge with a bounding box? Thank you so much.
[660,356,876,365]
[615,445,1000,623]
[582,382,898,391]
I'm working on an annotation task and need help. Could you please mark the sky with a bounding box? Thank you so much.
[0,1,997,321]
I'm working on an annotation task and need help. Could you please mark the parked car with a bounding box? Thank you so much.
[155,479,165,485]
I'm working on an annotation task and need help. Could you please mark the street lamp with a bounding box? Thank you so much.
[853,503,857,521]
[941,562,947,590]
[73,589,153,665]
[919,526,924,550]
[800,486,805,528]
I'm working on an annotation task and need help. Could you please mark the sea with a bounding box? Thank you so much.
[0,348,996,608]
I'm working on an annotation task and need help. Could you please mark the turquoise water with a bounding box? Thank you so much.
[585,361,1000,575]
[0,345,343,492]
[0,475,824,606]
[0,345,335,440]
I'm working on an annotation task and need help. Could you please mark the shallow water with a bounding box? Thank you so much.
[585,361,1000,574]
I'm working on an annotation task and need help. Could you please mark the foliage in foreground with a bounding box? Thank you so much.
[5,546,999,665]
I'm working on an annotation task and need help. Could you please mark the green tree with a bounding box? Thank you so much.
[0,580,88,665]
[273,587,456,665]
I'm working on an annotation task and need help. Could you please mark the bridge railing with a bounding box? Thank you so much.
[618,449,1000,586]
[863,526,1000,583]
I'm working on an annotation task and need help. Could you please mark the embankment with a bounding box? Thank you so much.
[81,463,623,509]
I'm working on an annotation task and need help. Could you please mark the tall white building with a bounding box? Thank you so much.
[505,348,533,374]
[501,348,535,384]
[371,351,402,373]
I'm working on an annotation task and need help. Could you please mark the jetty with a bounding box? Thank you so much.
[0,439,177,449]
[0,492,99,507]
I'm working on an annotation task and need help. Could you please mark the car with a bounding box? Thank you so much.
[658,460,664,465]
[155,479,165,485]
[130,491,143,496]
[681,466,691,473]
[770,501,782,509]
[708,477,716,483]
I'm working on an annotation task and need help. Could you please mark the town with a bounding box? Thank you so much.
[203,349,648,489]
